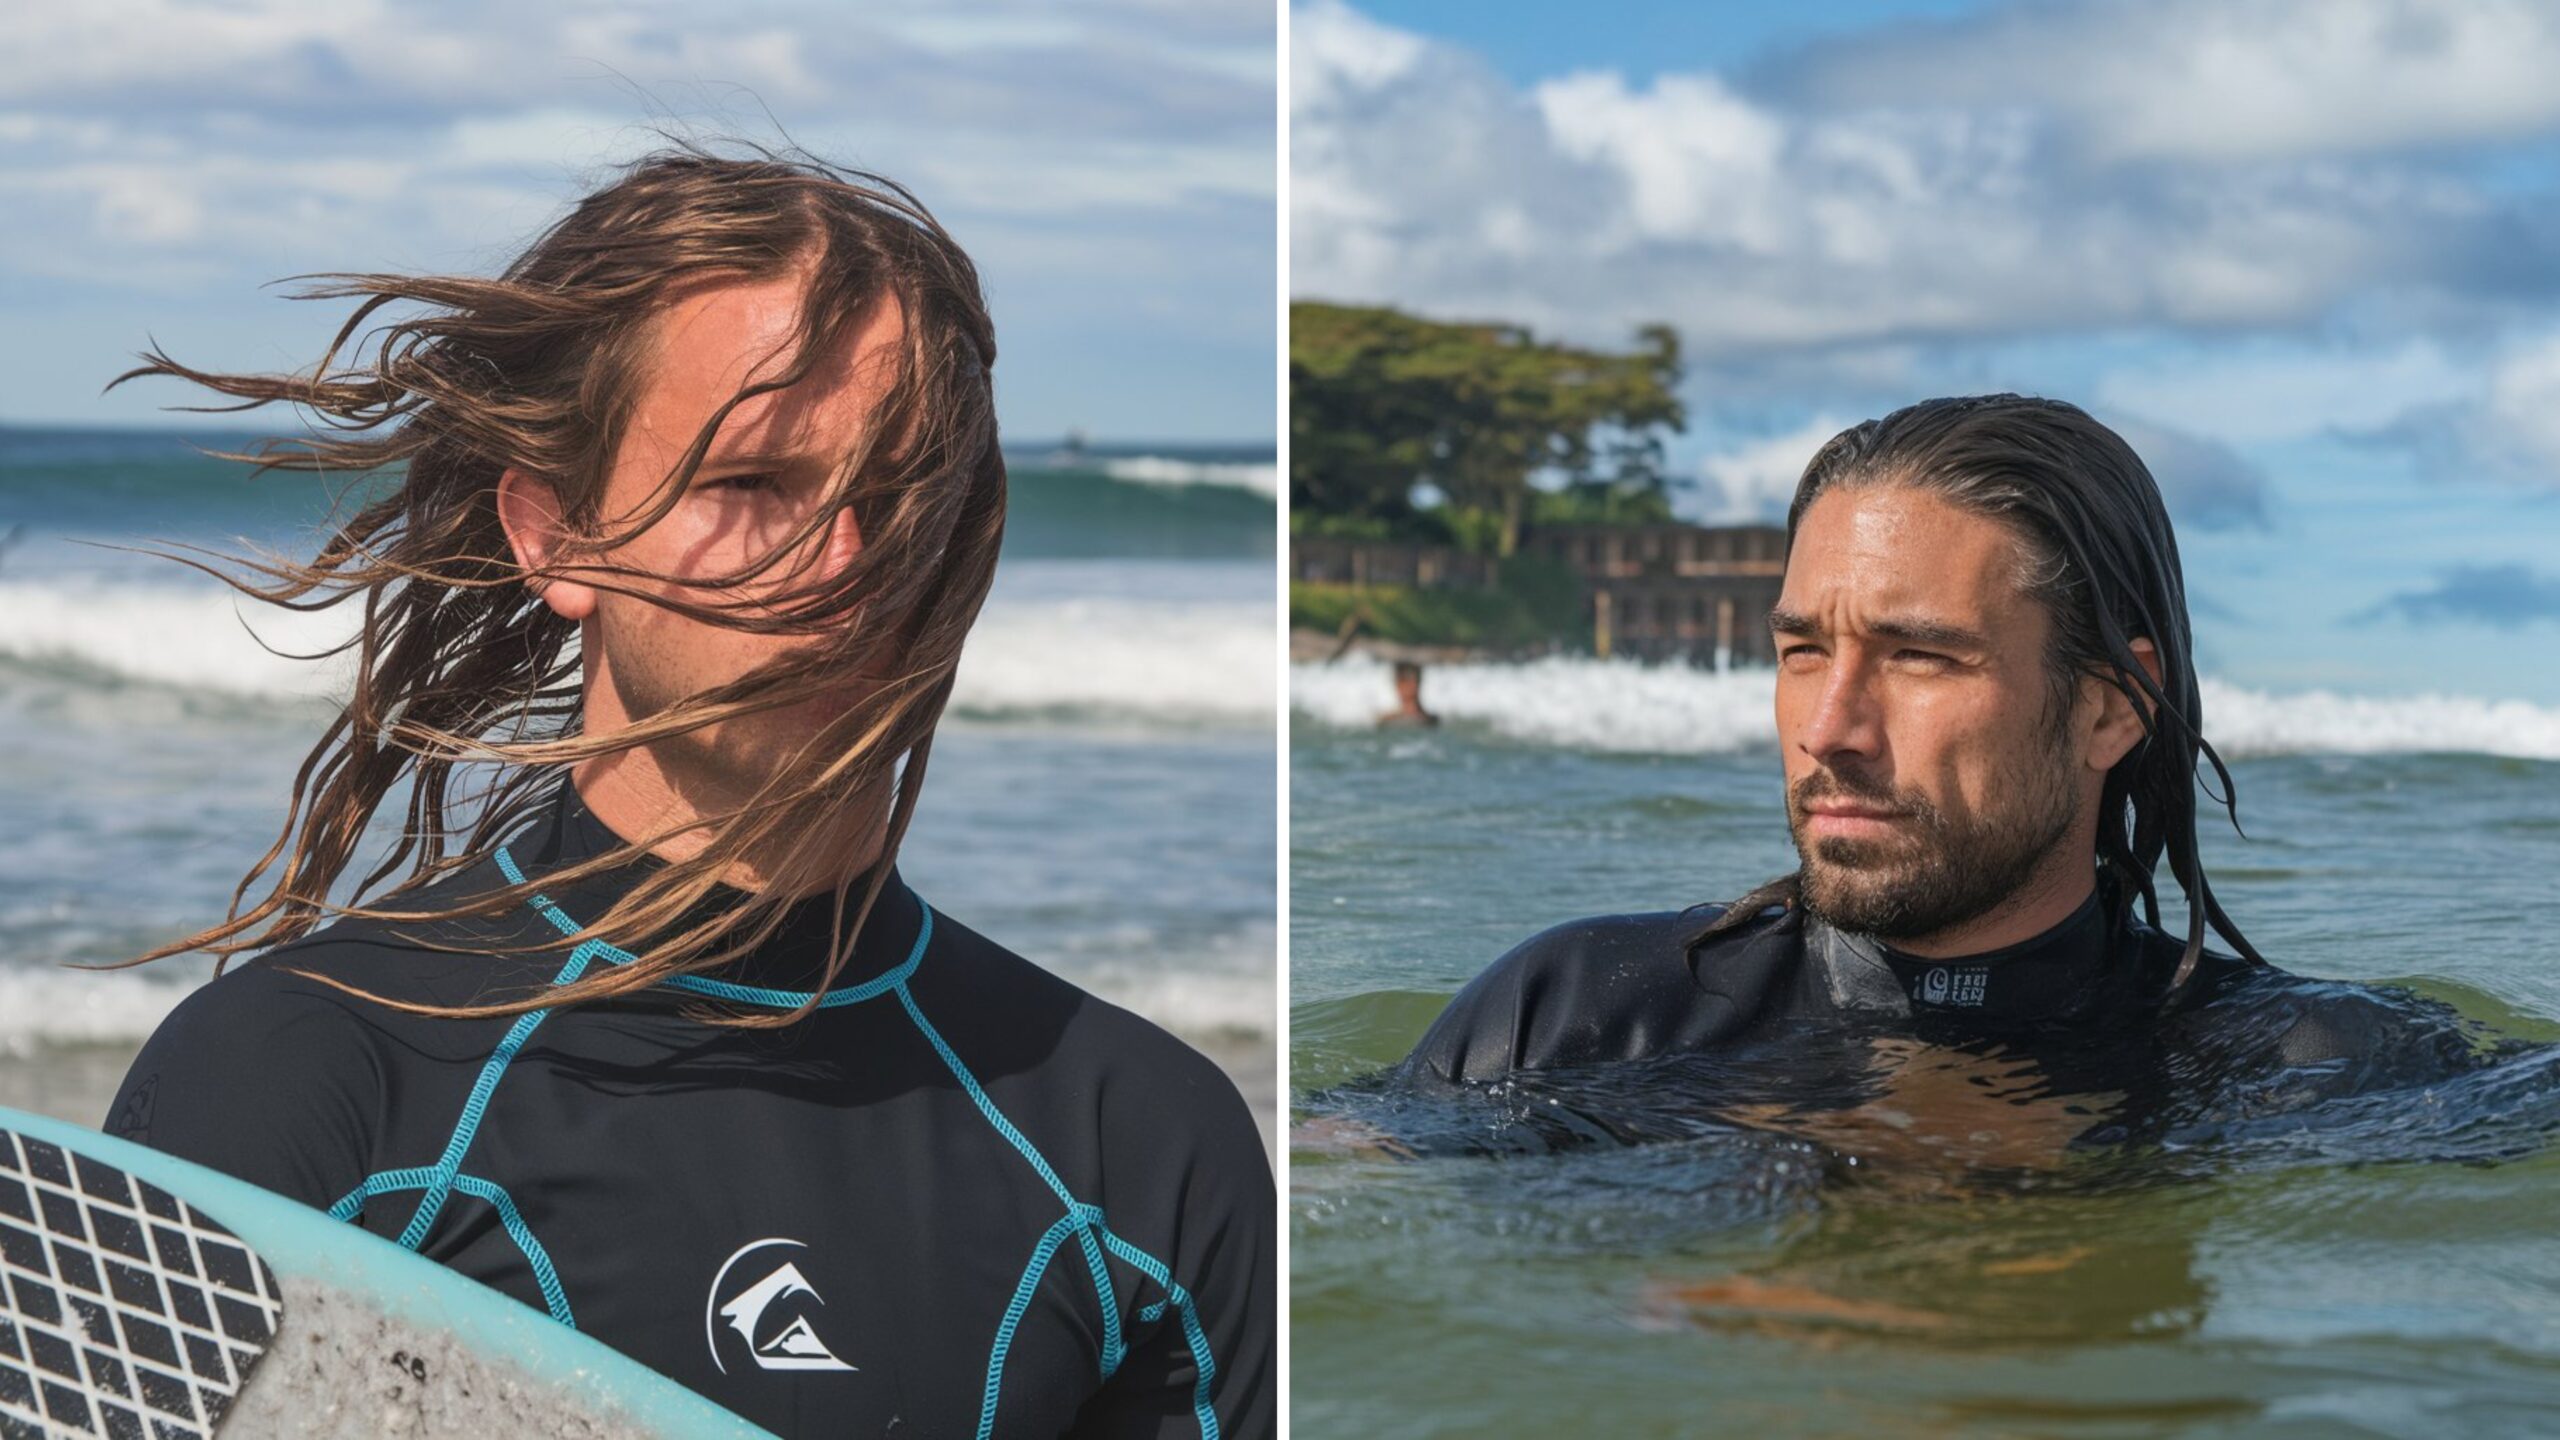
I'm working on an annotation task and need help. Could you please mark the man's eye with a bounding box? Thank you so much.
[1894,649,1952,668]
[703,472,779,493]
[1780,644,1825,664]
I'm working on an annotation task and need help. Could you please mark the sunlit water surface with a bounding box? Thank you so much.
[1292,718,2560,1439]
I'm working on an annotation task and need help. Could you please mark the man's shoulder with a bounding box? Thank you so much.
[133,890,556,1070]
[2181,955,2481,1073]
[908,907,1250,1095]
[241,862,575,997]
[1465,905,1738,1000]
[1403,898,1795,1084]
[906,904,1266,1171]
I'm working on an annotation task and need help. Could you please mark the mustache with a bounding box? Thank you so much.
[1790,766,1925,818]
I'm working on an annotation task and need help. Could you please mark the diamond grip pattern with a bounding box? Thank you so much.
[0,1132,284,1439]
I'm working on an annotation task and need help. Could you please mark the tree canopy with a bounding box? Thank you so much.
[1290,302,1686,555]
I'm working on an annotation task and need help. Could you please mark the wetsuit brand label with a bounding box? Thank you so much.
[1920,967,1989,1007]
[707,1238,858,1375]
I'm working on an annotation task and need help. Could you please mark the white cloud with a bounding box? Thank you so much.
[2480,334,2560,480]
[1289,0,1425,110]
[1290,2,2556,357]
[1535,71,1786,249]
[0,0,1276,437]
[1787,0,2560,166]
[1690,416,1846,523]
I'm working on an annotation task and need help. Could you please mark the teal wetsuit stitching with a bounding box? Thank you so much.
[895,985,1224,1437]
[328,844,924,1332]
[1096,1226,1220,1439]
[893,983,1129,1377]
[977,1204,1103,1440]
[332,845,1224,1439]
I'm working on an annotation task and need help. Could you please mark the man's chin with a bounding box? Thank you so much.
[1798,858,1939,940]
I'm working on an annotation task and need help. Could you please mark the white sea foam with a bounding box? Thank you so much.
[1067,964,1276,1041]
[0,951,1270,1054]
[952,594,1274,725]
[1100,456,1280,497]
[1292,656,2560,760]
[0,967,203,1057]
[0,578,1273,726]
[0,578,352,700]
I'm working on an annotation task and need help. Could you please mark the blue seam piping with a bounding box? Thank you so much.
[452,1173,575,1327]
[893,982,1127,1374]
[396,943,592,1250]
[975,1204,1101,1440]
[331,842,1223,1437]
[327,1169,576,1328]
[1097,1226,1220,1440]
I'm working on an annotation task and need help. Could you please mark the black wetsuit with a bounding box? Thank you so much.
[105,785,1273,1439]
[1384,886,2486,1155]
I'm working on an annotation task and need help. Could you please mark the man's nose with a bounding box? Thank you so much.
[1799,663,1885,764]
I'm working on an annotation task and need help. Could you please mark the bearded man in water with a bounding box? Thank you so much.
[104,150,1271,1439]
[1393,396,2479,1155]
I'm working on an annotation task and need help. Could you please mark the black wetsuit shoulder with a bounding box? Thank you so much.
[108,794,1272,1439]
[1400,904,1794,1084]
[1396,891,2480,1110]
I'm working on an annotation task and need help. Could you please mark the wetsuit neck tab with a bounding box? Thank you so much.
[1862,886,2115,1024]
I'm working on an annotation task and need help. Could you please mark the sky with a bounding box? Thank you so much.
[1295,0,2560,702]
[0,0,1276,444]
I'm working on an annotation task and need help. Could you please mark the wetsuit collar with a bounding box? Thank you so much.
[1831,886,2118,1026]
[503,778,926,999]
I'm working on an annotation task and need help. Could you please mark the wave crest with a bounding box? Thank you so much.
[1292,657,2560,759]
[0,578,1273,726]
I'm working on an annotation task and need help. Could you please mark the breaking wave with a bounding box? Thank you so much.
[1291,656,2560,760]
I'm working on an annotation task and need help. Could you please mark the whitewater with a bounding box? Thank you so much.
[1291,654,2560,760]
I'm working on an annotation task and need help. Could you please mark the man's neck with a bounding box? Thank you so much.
[571,743,888,898]
[1877,855,2100,960]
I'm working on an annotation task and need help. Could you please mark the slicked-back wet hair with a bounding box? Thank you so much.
[1697,393,2261,988]
[107,143,1007,1026]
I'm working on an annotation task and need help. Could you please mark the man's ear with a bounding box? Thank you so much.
[495,469,596,622]
[2085,637,2162,773]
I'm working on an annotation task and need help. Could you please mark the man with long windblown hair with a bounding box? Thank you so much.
[104,150,1272,1438]
[1383,396,2485,1163]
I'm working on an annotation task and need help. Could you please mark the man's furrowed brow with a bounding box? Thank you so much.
[1767,606,1988,651]
[1866,616,1989,650]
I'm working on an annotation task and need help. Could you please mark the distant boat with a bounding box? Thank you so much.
[1044,427,1092,468]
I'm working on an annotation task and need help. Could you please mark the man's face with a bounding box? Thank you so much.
[575,270,904,782]
[1770,485,2085,943]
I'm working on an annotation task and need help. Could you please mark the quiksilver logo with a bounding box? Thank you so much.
[706,1238,857,1375]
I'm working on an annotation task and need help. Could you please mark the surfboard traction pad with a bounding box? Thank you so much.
[1,1130,676,1439]
[1,1128,282,1438]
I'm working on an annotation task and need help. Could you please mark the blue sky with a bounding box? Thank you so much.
[1296,0,2560,702]
[0,1,1275,444]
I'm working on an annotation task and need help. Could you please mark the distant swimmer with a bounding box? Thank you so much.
[100,151,1271,1438]
[1377,659,1441,729]
[1365,396,2491,1162]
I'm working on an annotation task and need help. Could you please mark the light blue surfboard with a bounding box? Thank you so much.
[0,1105,774,1439]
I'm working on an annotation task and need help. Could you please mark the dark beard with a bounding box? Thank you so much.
[1788,727,2080,944]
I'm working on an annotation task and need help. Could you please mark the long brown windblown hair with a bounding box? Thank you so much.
[110,145,1007,1026]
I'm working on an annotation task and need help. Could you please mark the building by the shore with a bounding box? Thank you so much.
[1292,522,1787,667]
[1521,523,1785,666]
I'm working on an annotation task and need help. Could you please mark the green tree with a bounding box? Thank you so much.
[1290,303,1685,555]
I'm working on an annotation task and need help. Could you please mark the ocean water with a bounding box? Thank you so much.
[0,427,1277,1138]
[1291,656,2560,1438]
